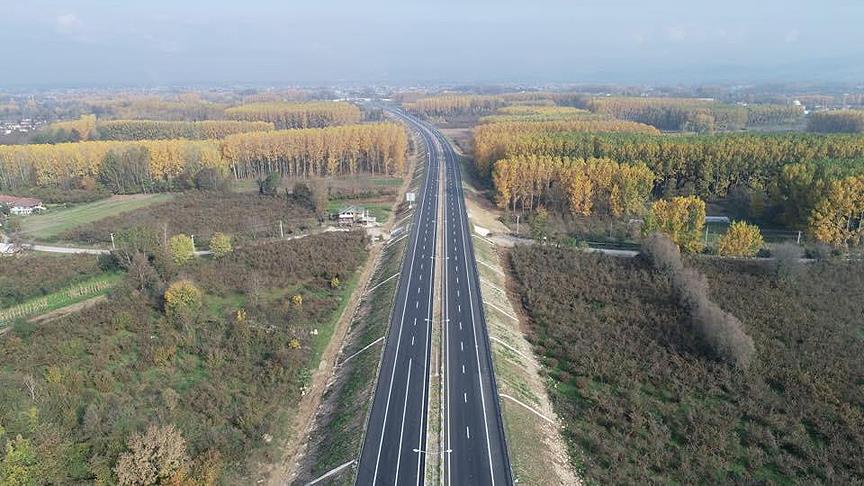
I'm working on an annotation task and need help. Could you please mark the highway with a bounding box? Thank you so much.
[435,125,513,485]
[355,107,512,485]
[355,110,439,485]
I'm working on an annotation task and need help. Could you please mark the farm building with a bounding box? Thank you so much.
[335,205,377,227]
[0,195,44,215]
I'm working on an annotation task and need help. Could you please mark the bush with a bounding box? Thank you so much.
[168,234,195,265]
[63,192,314,245]
[509,245,864,483]
[209,233,232,259]
[772,242,804,280]
[115,424,188,486]
[717,221,763,257]
[644,233,755,368]
[0,233,369,484]
[0,254,103,307]
[194,167,225,191]
[259,173,281,196]
[163,280,202,318]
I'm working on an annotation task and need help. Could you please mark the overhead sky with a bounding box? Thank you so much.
[2,0,863,87]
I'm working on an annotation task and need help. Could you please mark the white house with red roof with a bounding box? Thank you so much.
[0,195,45,215]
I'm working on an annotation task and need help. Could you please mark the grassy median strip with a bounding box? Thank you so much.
[0,272,123,325]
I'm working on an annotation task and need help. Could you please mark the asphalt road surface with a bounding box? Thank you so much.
[435,126,513,486]
[355,110,439,485]
[355,107,512,485]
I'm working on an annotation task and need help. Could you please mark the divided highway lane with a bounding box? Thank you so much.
[355,112,439,485]
[437,129,513,485]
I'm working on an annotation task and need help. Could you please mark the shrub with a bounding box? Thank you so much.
[259,173,281,196]
[164,280,202,318]
[509,245,864,483]
[209,233,232,259]
[329,277,341,289]
[717,221,763,257]
[291,294,303,307]
[63,192,314,245]
[643,233,755,368]
[194,167,224,191]
[772,242,804,281]
[114,424,188,486]
[168,234,195,265]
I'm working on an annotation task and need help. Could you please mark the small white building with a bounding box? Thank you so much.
[336,205,377,227]
[0,195,45,215]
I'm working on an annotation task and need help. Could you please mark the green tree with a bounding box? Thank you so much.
[529,207,550,241]
[209,233,232,259]
[259,172,281,196]
[194,167,224,191]
[0,435,38,486]
[168,234,195,265]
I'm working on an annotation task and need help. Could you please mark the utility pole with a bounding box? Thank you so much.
[190,234,195,252]
[110,232,115,250]
[279,220,284,238]
[515,214,520,236]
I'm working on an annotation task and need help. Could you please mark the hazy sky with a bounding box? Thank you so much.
[2,0,863,87]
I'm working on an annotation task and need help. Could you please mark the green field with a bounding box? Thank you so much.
[327,200,393,223]
[16,194,173,241]
[0,273,122,325]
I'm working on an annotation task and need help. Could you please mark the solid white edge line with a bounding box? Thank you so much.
[371,124,431,485]
[449,136,497,485]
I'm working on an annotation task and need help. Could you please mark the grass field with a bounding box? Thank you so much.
[0,273,122,325]
[16,194,173,241]
[327,200,393,223]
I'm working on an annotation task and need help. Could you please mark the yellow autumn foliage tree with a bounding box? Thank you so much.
[492,155,654,217]
[645,196,707,253]
[717,221,764,257]
[225,102,360,129]
[164,280,202,318]
[809,175,864,248]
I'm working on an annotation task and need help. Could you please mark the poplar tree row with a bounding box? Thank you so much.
[42,116,274,142]
[492,155,654,217]
[584,97,804,131]
[403,92,585,117]
[0,123,407,190]
[475,131,864,199]
[473,120,659,176]
[807,111,864,133]
[224,102,361,129]
[220,123,407,178]
[0,139,223,190]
